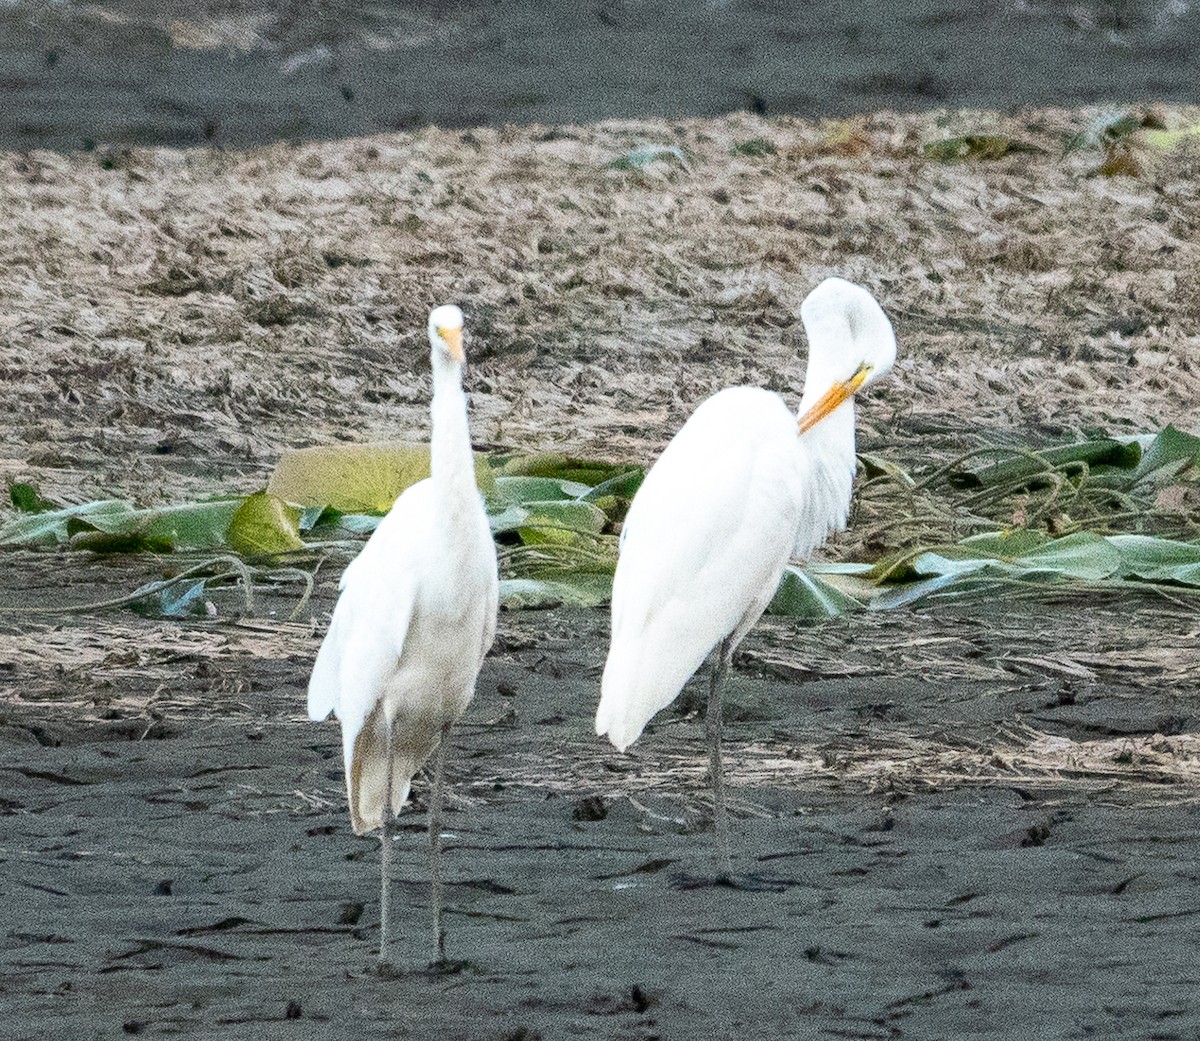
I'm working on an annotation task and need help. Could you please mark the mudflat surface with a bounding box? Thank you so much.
[1,0,1200,150]
[2,556,1200,1039]
[2,97,1200,1037]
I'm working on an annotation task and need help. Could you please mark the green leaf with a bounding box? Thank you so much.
[1014,531,1121,581]
[499,577,611,609]
[857,453,914,486]
[9,482,58,514]
[1131,425,1200,483]
[138,501,242,550]
[1066,110,1142,153]
[267,442,495,514]
[70,531,176,554]
[957,529,1049,558]
[952,438,1143,490]
[0,500,138,547]
[732,139,777,158]
[1108,534,1200,584]
[606,145,690,171]
[579,468,644,504]
[768,567,864,620]
[493,453,638,487]
[494,475,592,505]
[227,492,304,556]
[514,501,608,546]
[869,570,989,610]
[924,135,1033,162]
[1142,125,1200,151]
[0,498,241,552]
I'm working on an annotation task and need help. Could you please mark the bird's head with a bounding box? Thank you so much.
[795,277,896,434]
[428,304,466,367]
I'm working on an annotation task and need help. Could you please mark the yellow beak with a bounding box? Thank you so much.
[797,365,871,434]
[437,325,465,363]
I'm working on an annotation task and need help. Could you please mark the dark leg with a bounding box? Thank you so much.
[378,716,395,966]
[429,722,452,964]
[707,637,733,880]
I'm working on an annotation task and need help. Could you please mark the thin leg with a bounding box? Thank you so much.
[429,722,452,964]
[707,637,733,880]
[378,716,395,967]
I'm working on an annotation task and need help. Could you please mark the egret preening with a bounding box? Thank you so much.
[308,304,499,965]
[596,277,896,877]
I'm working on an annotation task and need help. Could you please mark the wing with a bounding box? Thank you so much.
[306,481,432,726]
[597,388,802,751]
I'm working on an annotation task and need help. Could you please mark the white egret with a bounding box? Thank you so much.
[307,304,499,965]
[596,277,896,877]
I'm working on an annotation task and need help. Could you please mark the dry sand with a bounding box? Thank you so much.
[2,109,1200,1038]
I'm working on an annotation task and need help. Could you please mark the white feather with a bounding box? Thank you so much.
[597,277,895,751]
[308,314,498,835]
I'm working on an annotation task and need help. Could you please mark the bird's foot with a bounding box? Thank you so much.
[669,871,790,893]
[426,957,469,977]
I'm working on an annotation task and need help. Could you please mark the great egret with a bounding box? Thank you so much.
[596,277,896,876]
[308,304,499,965]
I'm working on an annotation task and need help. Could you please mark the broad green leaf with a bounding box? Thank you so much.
[606,145,690,171]
[768,567,864,620]
[0,498,241,551]
[1108,534,1200,583]
[488,505,530,534]
[139,501,242,550]
[499,575,612,609]
[227,491,304,556]
[1013,531,1121,581]
[9,482,58,514]
[857,453,914,486]
[732,139,777,158]
[869,570,985,610]
[298,506,328,532]
[494,475,592,504]
[70,531,175,554]
[952,438,1143,490]
[305,509,382,539]
[1131,425,1200,482]
[515,500,608,545]
[267,442,495,514]
[0,500,131,546]
[924,135,1035,162]
[578,468,644,524]
[958,529,1049,558]
[494,453,637,488]
[1066,110,1142,153]
[1142,125,1200,151]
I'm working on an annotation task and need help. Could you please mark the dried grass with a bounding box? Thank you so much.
[1,107,1199,512]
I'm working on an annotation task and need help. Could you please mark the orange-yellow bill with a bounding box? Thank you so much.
[797,365,871,434]
[438,325,465,363]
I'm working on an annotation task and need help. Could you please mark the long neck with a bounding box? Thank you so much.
[794,306,860,483]
[429,358,477,517]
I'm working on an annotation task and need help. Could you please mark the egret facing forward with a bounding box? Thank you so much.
[308,304,498,965]
[596,277,896,876]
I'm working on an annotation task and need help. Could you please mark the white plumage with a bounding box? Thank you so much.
[596,277,897,873]
[308,303,498,962]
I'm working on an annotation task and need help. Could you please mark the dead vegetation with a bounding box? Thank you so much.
[1,106,1199,514]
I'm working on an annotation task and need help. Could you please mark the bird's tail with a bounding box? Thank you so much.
[596,629,708,753]
[345,705,424,836]
[595,644,644,753]
[307,612,344,722]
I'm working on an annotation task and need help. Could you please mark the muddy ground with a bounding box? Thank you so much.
[2,108,1200,1037]
[2,556,1200,1039]
[1,0,1199,150]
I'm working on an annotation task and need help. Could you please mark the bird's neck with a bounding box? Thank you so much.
[795,394,857,465]
[429,359,478,516]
